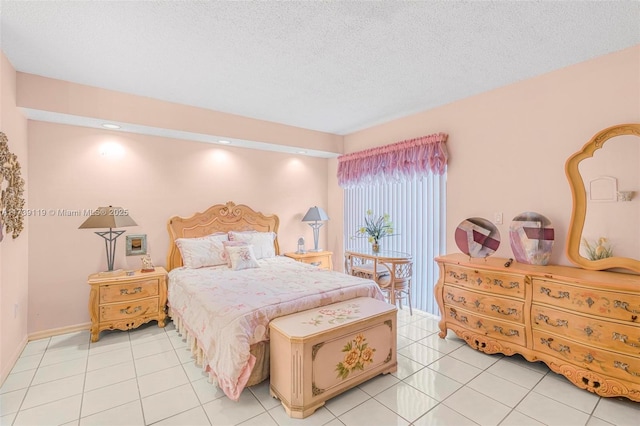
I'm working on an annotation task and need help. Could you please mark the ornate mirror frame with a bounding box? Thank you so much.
[565,123,640,273]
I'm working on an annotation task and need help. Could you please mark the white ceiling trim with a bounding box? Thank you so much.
[21,108,339,158]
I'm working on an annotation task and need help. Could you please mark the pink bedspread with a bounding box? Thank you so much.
[167,256,385,401]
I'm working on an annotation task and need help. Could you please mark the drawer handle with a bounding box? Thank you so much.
[120,306,142,315]
[448,308,468,324]
[446,292,466,304]
[612,332,640,348]
[613,300,640,314]
[540,287,570,299]
[493,326,519,337]
[492,279,520,289]
[536,314,568,327]
[491,305,519,317]
[614,361,640,377]
[449,271,467,281]
[540,337,571,354]
[120,287,142,295]
[584,327,594,336]
[583,353,595,363]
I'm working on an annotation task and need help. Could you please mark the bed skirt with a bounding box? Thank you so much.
[169,309,270,389]
[247,341,270,386]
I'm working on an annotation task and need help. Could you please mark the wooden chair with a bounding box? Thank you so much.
[377,259,413,315]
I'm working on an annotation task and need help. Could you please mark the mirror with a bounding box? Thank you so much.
[565,123,640,273]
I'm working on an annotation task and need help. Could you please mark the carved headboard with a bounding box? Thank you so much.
[166,201,280,271]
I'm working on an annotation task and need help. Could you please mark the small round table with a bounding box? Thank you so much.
[344,249,413,314]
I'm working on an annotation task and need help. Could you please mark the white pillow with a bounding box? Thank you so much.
[225,244,260,271]
[175,232,229,268]
[228,231,276,260]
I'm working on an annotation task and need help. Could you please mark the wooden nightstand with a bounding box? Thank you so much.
[284,251,333,270]
[87,267,168,342]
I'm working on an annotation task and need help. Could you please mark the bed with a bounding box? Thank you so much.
[165,201,385,401]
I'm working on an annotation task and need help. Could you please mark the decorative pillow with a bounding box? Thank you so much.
[224,244,260,271]
[221,240,249,267]
[175,232,229,268]
[228,231,276,260]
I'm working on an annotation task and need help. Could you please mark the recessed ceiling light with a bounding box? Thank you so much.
[102,123,120,129]
[218,140,231,144]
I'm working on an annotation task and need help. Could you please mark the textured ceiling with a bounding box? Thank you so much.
[1,1,639,136]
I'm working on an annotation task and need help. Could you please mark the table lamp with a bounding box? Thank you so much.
[79,206,137,273]
[302,206,329,252]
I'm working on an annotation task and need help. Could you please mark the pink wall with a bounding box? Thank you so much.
[0,53,29,384]
[332,45,640,267]
[27,121,330,333]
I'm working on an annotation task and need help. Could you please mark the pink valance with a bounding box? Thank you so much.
[337,133,448,187]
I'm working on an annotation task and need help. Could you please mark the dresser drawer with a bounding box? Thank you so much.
[444,265,525,299]
[444,285,524,323]
[532,305,640,356]
[444,305,526,346]
[100,279,159,303]
[304,255,331,269]
[533,330,640,385]
[100,297,159,321]
[532,279,640,323]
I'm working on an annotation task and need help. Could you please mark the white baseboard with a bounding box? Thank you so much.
[28,322,92,341]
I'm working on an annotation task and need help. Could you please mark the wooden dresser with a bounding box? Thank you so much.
[87,267,168,342]
[434,253,640,402]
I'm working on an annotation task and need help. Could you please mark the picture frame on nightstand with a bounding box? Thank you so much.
[126,234,147,256]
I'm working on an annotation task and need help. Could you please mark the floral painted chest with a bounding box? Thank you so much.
[269,296,397,418]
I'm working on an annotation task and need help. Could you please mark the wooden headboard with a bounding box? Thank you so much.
[166,201,280,271]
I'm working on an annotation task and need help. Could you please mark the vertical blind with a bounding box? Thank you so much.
[343,172,447,315]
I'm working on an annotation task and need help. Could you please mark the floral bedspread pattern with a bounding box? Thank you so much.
[167,256,385,401]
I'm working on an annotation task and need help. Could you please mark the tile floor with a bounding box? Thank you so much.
[1,308,639,426]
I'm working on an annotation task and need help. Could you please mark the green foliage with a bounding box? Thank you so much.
[355,210,394,243]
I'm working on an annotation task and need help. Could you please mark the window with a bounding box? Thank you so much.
[344,172,446,315]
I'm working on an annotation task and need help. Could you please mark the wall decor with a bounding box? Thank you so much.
[454,217,500,258]
[588,176,617,202]
[126,234,147,256]
[0,131,26,241]
[509,212,554,265]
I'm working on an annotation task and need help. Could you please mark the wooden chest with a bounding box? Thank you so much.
[269,297,397,418]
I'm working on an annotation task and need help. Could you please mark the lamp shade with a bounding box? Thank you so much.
[302,206,329,252]
[79,206,137,229]
[79,206,137,272]
[302,206,329,222]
